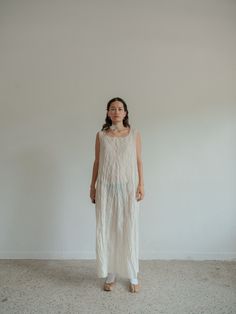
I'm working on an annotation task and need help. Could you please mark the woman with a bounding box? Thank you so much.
[90,97,144,293]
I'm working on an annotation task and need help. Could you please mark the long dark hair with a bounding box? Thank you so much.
[101,97,131,131]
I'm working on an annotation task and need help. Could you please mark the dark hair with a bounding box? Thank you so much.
[101,97,131,131]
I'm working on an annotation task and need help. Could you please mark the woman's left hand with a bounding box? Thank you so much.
[136,185,144,201]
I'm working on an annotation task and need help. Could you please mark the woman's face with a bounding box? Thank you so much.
[107,101,127,123]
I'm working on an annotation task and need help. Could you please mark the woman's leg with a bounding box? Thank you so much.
[105,272,116,283]
[129,276,140,293]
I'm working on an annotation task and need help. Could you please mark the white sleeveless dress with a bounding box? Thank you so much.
[95,127,140,279]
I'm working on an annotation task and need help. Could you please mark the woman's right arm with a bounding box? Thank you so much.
[90,132,100,202]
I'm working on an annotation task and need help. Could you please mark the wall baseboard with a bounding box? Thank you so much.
[0,251,236,260]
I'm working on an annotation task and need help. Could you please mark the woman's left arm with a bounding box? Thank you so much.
[136,130,144,201]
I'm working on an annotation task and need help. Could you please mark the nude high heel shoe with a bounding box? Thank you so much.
[104,279,116,291]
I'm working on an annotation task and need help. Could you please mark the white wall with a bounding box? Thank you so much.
[0,0,235,260]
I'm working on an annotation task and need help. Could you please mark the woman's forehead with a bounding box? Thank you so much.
[110,101,123,108]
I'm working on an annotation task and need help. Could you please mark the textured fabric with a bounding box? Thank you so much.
[95,127,140,279]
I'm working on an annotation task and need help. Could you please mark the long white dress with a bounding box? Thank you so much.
[95,127,140,279]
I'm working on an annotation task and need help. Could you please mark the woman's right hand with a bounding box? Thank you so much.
[90,186,96,203]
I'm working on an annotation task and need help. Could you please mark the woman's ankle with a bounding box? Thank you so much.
[130,277,138,285]
[105,272,116,283]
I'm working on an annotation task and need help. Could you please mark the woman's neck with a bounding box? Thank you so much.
[110,122,125,131]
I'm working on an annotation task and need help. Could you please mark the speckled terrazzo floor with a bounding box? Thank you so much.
[0,260,236,314]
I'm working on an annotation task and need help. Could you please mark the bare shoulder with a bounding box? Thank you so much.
[96,130,101,138]
[135,129,141,139]
[95,131,101,145]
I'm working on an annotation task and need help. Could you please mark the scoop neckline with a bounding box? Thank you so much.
[103,127,131,138]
